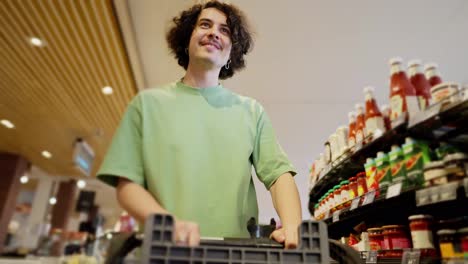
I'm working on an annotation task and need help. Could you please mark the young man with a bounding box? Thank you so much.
[97,0,302,249]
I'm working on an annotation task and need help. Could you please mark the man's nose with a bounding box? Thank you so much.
[208,28,220,40]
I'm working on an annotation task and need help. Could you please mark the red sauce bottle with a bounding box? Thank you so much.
[408,60,432,110]
[424,63,443,87]
[348,112,357,148]
[381,104,391,131]
[355,104,366,144]
[389,57,419,121]
[364,86,386,139]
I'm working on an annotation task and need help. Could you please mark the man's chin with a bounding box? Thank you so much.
[192,56,223,68]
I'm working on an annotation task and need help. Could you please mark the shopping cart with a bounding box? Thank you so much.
[105,214,362,264]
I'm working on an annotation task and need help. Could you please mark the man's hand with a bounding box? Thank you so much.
[174,219,200,247]
[270,226,299,249]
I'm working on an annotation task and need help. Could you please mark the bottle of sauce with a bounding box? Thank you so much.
[363,86,386,139]
[347,112,357,148]
[365,158,378,191]
[408,215,435,249]
[355,104,366,144]
[368,228,384,251]
[408,59,432,110]
[339,180,350,206]
[389,57,419,121]
[348,176,358,200]
[424,63,443,87]
[356,172,368,196]
[381,104,392,131]
[336,126,349,158]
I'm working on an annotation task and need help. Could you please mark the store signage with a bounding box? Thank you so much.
[386,182,403,199]
[73,138,95,177]
[366,251,378,264]
[362,190,376,205]
[401,250,420,264]
[332,210,341,223]
[408,104,441,128]
[324,210,330,220]
[350,197,360,210]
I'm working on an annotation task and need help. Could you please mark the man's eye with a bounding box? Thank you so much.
[200,22,210,28]
[221,28,230,34]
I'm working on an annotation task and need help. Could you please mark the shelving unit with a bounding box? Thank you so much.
[308,89,468,264]
[309,89,468,205]
[325,180,468,239]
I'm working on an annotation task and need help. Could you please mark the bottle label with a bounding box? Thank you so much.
[375,166,390,184]
[406,95,420,115]
[356,130,364,143]
[411,231,434,249]
[365,165,377,189]
[391,160,406,179]
[391,238,412,249]
[418,96,428,111]
[405,152,425,186]
[390,94,403,120]
[365,117,386,137]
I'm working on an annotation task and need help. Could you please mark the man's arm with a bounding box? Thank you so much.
[116,178,200,246]
[269,172,302,249]
[116,178,169,222]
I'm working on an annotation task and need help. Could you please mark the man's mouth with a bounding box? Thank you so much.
[201,41,221,50]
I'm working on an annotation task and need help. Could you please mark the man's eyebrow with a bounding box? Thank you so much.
[198,18,229,28]
[198,18,213,23]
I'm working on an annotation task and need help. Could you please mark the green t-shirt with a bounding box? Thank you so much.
[97,80,296,237]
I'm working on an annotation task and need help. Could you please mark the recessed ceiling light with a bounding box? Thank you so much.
[1,119,15,129]
[49,197,57,205]
[42,151,52,159]
[102,86,113,95]
[77,180,86,189]
[30,37,45,47]
[20,175,29,184]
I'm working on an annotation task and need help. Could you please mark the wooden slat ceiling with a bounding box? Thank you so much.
[0,0,138,177]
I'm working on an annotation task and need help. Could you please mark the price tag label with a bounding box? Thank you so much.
[324,210,330,220]
[408,104,441,128]
[386,182,403,199]
[401,250,421,264]
[362,190,376,206]
[366,251,378,264]
[350,197,360,210]
[332,210,341,223]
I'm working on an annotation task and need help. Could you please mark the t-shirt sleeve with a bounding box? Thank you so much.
[96,96,145,187]
[251,105,297,190]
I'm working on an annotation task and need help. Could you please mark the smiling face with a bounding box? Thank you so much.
[187,8,232,69]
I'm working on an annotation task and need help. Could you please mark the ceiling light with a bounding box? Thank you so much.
[29,37,45,47]
[20,176,29,184]
[77,180,86,189]
[1,119,15,129]
[42,151,52,159]
[49,197,57,205]
[102,86,113,95]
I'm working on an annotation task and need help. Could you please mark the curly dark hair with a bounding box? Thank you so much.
[166,0,253,80]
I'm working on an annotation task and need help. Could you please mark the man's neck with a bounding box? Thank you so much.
[183,63,221,88]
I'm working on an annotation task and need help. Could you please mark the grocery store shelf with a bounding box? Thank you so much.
[359,249,440,264]
[324,181,468,240]
[309,89,468,204]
